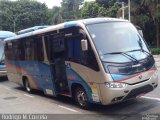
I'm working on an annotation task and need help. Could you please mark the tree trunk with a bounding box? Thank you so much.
[156,22,160,48]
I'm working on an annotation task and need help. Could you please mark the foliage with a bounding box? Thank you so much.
[47,6,63,25]
[81,1,120,18]
[81,2,100,18]
[0,0,50,32]
[141,0,160,47]
[151,48,160,55]
[60,0,84,21]
[96,0,121,8]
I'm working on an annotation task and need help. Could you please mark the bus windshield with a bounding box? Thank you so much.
[87,22,149,59]
[0,40,4,63]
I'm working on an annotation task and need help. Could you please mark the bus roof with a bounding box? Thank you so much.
[17,26,49,35]
[82,17,127,25]
[0,31,16,40]
[5,18,128,42]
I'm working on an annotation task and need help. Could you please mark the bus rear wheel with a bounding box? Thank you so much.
[75,87,90,109]
[24,79,32,93]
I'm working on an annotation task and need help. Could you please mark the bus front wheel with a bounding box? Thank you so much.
[75,87,90,109]
[24,78,32,93]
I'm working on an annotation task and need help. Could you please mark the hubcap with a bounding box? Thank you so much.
[77,90,87,107]
[26,81,31,92]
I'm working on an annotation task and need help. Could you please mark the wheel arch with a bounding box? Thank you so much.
[70,82,93,103]
[22,76,28,87]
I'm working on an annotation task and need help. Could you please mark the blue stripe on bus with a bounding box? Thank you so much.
[6,61,94,103]
[0,65,5,69]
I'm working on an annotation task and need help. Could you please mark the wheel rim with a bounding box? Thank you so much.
[77,89,87,107]
[26,81,31,92]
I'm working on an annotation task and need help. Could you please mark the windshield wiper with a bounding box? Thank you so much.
[104,52,139,63]
[137,36,152,56]
[125,49,152,57]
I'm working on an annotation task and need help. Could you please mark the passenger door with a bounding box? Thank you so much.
[49,32,69,94]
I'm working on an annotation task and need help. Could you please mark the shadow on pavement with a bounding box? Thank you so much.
[15,86,75,105]
[0,77,8,82]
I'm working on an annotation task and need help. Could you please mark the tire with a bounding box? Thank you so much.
[24,78,32,93]
[74,87,90,109]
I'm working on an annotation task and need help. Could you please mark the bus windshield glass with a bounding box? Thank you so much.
[87,22,149,59]
[0,40,4,62]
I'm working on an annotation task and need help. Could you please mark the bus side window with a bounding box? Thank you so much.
[66,37,81,62]
[44,35,52,61]
[24,39,33,60]
[44,31,58,61]
[45,32,65,61]
[35,37,44,61]
[64,29,82,63]
[12,41,21,60]
[23,37,44,61]
[86,42,99,71]
[79,29,99,71]
[4,43,9,60]
[52,34,65,59]
[5,42,12,60]
[80,33,99,71]
[63,27,99,71]
[19,40,25,60]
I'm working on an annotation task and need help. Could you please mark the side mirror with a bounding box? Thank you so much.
[81,39,88,51]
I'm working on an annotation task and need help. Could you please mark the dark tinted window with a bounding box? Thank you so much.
[64,27,99,71]
[5,42,14,60]
[45,31,65,61]
[24,38,35,60]
[66,37,81,62]
[35,37,44,61]
[12,41,21,60]
[24,37,44,61]
[5,37,44,61]
[44,27,99,71]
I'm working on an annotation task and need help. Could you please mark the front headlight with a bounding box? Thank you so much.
[105,82,127,88]
[108,65,130,74]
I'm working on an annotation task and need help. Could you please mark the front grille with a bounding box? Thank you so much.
[123,85,153,101]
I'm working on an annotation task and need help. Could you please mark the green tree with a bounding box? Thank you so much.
[51,6,63,24]
[81,1,120,18]
[96,0,118,8]
[61,0,84,21]
[0,0,50,32]
[128,0,154,46]
[142,0,160,47]
[81,2,100,18]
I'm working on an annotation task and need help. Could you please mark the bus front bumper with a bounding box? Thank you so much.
[99,71,159,105]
